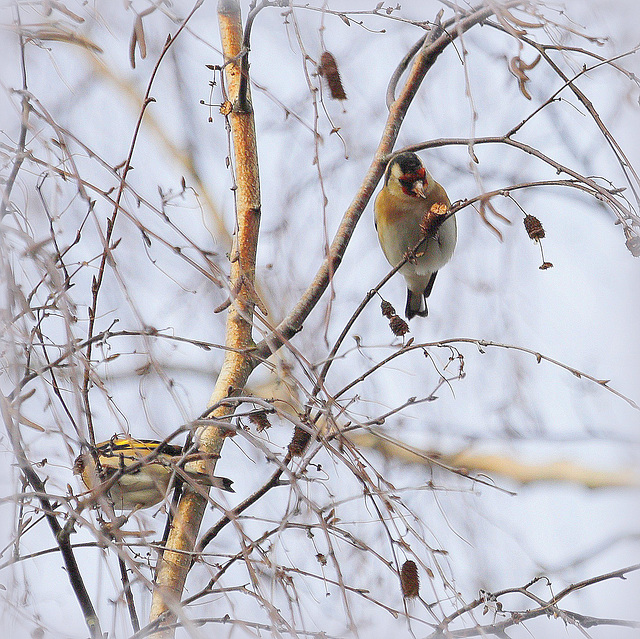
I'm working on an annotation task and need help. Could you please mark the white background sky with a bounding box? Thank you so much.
[0,1,638,637]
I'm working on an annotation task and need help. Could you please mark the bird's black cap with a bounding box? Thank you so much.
[385,152,424,183]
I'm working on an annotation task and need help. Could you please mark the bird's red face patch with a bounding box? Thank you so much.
[399,167,427,197]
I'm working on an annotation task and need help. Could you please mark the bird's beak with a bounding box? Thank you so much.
[411,180,427,198]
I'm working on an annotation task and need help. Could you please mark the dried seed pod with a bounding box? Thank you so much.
[431,202,448,216]
[318,51,347,100]
[523,214,545,241]
[288,425,311,457]
[420,202,448,238]
[380,299,396,319]
[389,314,410,337]
[523,214,553,269]
[400,560,420,598]
[249,410,271,432]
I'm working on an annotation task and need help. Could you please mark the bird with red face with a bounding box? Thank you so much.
[374,152,456,319]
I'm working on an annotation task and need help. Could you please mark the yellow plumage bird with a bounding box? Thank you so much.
[374,152,456,319]
[74,436,233,511]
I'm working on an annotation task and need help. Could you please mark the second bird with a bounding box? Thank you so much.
[374,152,456,319]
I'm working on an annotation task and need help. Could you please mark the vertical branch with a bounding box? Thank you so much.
[149,0,262,633]
[1,5,30,219]
[119,556,140,633]
[1,394,103,639]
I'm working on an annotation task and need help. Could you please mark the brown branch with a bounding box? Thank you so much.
[119,555,140,633]
[252,1,507,363]
[406,136,638,226]
[149,0,262,633]
[332,336,638,411]
[511,28,640,210]
[195,461,289,556]
[2,126,227,288]
[1,393,103,639]
[428,564,640,638]
[8,326,244,404]
[349,433,638,488]
[237,0,276,112]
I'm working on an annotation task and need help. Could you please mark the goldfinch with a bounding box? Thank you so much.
[73,436,233,511]
[374,152,456,319]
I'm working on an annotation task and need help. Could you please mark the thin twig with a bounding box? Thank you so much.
[1,5,30,218]
[1,393,103,639]
[81,5,202,446]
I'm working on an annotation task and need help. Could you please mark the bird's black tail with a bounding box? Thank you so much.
[405,272,438,320]
[405,290,428,319]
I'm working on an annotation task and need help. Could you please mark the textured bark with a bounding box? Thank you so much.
[148,0,261,633]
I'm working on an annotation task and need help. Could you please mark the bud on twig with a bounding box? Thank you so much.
[509,54,541,100]
[420,202,448,238]
[249,410,271,432]
[625,234,640,257]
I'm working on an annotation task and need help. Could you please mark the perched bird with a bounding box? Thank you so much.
[74,436,233,511]
[374,152,456,319]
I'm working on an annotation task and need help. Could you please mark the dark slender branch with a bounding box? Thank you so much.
[308,241,415,407]
[1,394,103,639]
[9,326,253,402]
[119,555,141,633]
[504,43,640,140]
[0,541,103,570]
[386,34,428,109]
[8,98,226,288]
[501,25,640,211]
[137,615,344,639]
[195,457,290,554]
[340,336,638,410]
[405,136,637,225]
[236,0,275,112]
[386,6,456,109]
[550,563,640,604]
